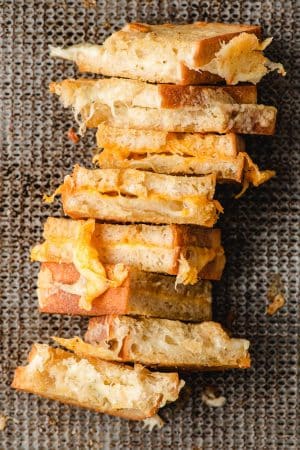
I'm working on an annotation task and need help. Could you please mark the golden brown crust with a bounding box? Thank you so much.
[124,22,261,67]
[173,226,221,248]
[179,62,222,85]
[84,317,251,370]
[39,288,130,316]
[199,253,226,281]
[231,120,276,135]
[39,263,130,316]
[158,84,257,108]
[38,257,218,315]
[194,27,261,66]
[42,262,80,284]
[125,22,152,33]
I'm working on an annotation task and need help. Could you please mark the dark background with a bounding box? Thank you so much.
[0,1,299,448]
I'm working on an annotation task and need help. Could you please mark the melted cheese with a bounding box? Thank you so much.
[176,248,217,286]
[48,357,147,409]
[32,219,128,310]
[143,415,165,430]
[96,127,239,158]
[201,33,286,85]
[236,153,275,198]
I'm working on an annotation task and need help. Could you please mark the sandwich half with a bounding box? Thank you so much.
[36,264,213,321]
[46,166,221,226]
[50,22,285,85]
[54,317,251,370]
[32,217,225,281]
[95,124,275,188]
[32,218,221,318]
[50,79,277,135]
[12,344,184,420]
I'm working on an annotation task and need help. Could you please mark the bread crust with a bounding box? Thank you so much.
[38,263,130,315]
[124,22,260,68]
[158,84,257,108]
[50,78,257,108]
[179,63,222,85]
[192,24,261,65]
[82,317,251,370]
[50,23,285,85]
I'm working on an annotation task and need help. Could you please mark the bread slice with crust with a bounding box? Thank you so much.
[96,124,245,157]
[31,218,225,281]
[49,78,276,135]
[54,317,251,370]
[47,166,221,226]
[37,263,213,321]
[95,124,275,186]
[50,22,285,85]
[11,344,184,420]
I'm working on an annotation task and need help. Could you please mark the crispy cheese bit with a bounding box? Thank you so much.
[214,200,224,214]
[143,415,165,431]
[201,33,286,85]
[176,256,198,286]
[266,293,285,316]
[202,386,226,408]
[43,185,64,204]
[67,127,80,144]
[266,273,285,315]
[0,415,8,431]
[236,153,275,199]
[176,249,216,286]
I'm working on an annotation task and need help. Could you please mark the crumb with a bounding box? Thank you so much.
[88,440,103,448]
[143,415,164,431]
[0,415,8,431]
[102,22,111,31]
[67,127,80,144]
[266,293,285,315]
[202,386,226,408]
[266,273,285,315]
[49,417,58,426]
[82,0,96,8]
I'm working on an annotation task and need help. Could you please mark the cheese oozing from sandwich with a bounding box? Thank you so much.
[31,219,127,311]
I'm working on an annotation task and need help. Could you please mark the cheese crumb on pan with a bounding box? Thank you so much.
[201,386,226,408]
[0,415,8,431]
[201,33,285,85]
[143,415,165,431]
[266,273,286,315]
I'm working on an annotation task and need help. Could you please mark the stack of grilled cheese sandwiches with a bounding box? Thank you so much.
[12,21,284,424]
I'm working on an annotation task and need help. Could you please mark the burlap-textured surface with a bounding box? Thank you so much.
[0,1,299,448]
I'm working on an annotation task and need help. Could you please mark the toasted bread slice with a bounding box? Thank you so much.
[95,125,275,185]
[50,78,257,108]
[96,124,245,157]
[54,317,251,370]
[31,218,225,281]
[50,79,276,135]
[50,22,285,85]
[37,263,213,321]
[47,166,221,226]
[12,344,184,420]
